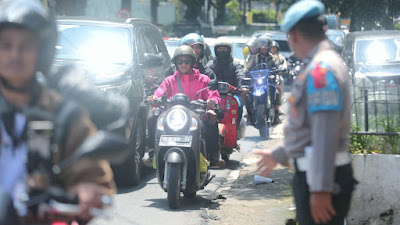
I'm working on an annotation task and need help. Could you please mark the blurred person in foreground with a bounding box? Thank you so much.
[0,0,116,224]
[254,1,357,225]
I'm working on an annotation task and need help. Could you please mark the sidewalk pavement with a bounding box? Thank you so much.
[203,135,297,225]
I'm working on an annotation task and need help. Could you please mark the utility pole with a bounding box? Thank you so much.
[151,0,159,24]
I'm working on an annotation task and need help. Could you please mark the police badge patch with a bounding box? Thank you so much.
[307,62,342,113]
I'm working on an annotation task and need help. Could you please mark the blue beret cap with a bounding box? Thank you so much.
[280,0,325,33]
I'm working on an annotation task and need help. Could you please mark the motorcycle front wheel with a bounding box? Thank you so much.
[167,163,181,209]
[256,104,269,139]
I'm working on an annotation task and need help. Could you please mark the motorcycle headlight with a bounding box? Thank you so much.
[166,109,188,131]
[257,78,263,84]
[190,118,198,131]
[157,117,164,130]
[295,65,301,72]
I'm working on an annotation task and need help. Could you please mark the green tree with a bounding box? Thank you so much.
[209,0,231,25]
[181,0,204,21]
[322,0,399,31]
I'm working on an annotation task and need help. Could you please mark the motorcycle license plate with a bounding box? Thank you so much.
[159,135,192,147]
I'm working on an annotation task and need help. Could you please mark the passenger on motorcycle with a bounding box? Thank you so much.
[148,45,225,167]
[164,33,216,79]
[0,1,115,224]
[207,37,247,129]
[270,41,287,117]
[246,35,276,71]
[243,36,259,70]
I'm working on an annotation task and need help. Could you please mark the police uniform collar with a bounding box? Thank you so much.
[303,39,333,66]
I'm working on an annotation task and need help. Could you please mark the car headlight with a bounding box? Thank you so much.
[99,80,132,96]
[166,109,188,131]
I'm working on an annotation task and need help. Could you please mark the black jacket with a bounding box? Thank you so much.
[207,58,245,87]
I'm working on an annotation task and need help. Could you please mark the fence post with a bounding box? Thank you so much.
[364,89,369,131]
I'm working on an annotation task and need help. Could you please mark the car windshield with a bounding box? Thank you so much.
[56,25,132,64]
[232,42,246,60]
[326,30,344,46]
[165,40,180,58]
[355,37,400,64]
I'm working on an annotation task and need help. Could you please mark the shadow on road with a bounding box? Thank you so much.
[241,135,267,142]
[145,195,211,211]
[117,167,156,194]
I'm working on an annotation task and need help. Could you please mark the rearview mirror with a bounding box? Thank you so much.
[208,79,218,91]
[143,53,164,68]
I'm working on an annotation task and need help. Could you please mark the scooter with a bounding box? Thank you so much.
[152,83,217,209]
[216,82,246,162]
[249,67,285,138]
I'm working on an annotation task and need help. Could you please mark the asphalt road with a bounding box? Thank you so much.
[90,127,267,225]
[91,91,290,225]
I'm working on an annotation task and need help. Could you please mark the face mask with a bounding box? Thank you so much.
[216,51,230,60]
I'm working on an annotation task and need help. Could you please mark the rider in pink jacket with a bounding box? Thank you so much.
[154,68,220,104]
[148,45,226,168]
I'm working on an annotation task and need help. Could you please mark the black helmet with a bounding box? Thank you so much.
[172,45,196,67]
[0,0,57,75]
[270,41,279,50]
[179,33,205,58]
[214,37,233,56]
[256,35,271,49]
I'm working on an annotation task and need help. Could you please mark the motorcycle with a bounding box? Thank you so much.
[216,82,246,162]
[287,59,303,83]
[0,127,130,225]
[151,82,217,209]
[248,66,286,138]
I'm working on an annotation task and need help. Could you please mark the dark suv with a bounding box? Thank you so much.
[342,30,400,84]
[55,18,171,186]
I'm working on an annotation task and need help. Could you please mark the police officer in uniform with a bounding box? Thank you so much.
[254,1,356,225]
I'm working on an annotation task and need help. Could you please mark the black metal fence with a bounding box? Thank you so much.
[350,78,400,154]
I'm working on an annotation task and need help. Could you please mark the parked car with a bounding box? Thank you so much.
[326,29,346,53]
[55,18,171,186]
[342,30,400,85]
[251,30,292,59]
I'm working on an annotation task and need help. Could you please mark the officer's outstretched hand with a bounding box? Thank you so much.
[310,192,336,224]
[254,150,277,177]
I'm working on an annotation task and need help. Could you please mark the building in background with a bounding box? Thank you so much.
[53,0,175,26]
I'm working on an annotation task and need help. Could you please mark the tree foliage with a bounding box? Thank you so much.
[322,0,400,31]
[180,0,203,21]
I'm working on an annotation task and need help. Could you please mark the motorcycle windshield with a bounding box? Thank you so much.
[250,69,269,79]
